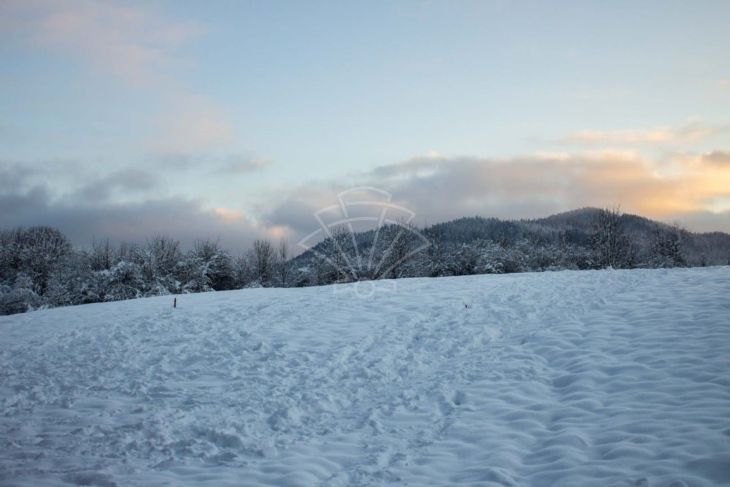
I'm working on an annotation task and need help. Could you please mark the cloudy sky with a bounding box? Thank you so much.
[1,0,729,251]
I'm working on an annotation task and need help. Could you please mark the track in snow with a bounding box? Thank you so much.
[1,267,730,486]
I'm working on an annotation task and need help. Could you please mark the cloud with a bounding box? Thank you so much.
[2,1,239,160]
[216,155,272,175]
[0,159,94,203]
[0,186,268,251]
[664,209,730,233]
[214,207,245,222]
[156,152,271,175]
[4,146,729,252]
[1,0,203,86]
[77,168,159,202]
[263,150,730,234]
[564,122,721,145]
[0,161,34,192]
[1,159,157,201]
[0,161,273,251]
[700,151,730,166]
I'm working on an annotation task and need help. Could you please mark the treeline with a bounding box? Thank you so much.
[290,207,697,285]
[0,229,290,315]
[1,208,728,315]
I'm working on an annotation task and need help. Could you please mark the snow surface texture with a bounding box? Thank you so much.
[1,267,729,487]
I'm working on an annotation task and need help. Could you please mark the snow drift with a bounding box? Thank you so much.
[1,267,729,486]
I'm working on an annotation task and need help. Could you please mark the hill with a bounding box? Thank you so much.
[292,208,730,285]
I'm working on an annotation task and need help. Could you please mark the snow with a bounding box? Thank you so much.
[1,267,729,486]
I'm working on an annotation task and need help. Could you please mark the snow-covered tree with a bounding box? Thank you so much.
[0,273,43,315]
[134,236,182,295]
[650,226,686,268]
[0,226,71,295]
[373,222,424,279]
[46,251,98,307]
[591,208,634,269]
[181,240,234,292]
[104,261,144,302]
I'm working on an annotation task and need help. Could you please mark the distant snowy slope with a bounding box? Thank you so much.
[1,268,729,486]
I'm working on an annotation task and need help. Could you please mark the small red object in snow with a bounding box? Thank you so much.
[173,298,177,308]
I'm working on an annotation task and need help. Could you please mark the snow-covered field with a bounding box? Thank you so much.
[1,268,729,486]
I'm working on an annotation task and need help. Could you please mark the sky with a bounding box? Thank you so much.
[1,0,729,251]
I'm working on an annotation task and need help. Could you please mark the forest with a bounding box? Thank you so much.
[1,207,729,315]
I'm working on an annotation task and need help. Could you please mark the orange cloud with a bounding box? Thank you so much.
[365,149,730,221]
[214,207,245,222]
[700,151,730,166]
[266,225,289,240]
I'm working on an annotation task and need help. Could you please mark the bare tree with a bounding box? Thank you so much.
[252,239,275,286]
[591,207,633,269]
[88,238,115,271]
[278,239,290,287]
[233,254,253,287]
